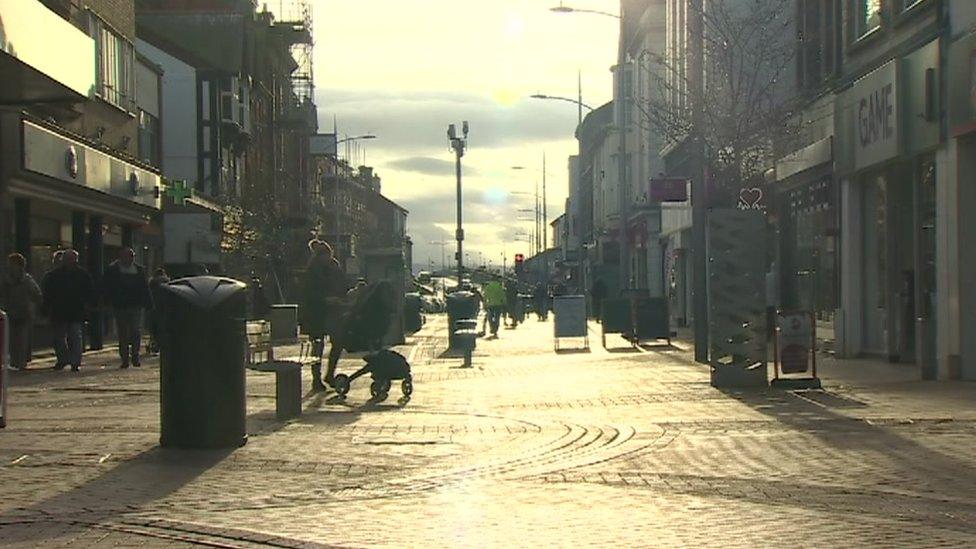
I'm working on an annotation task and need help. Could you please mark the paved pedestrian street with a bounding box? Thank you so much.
[3,315,976,548]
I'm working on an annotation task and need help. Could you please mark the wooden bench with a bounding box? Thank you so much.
[246,321,317,420]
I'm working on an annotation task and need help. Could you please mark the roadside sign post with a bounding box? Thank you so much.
[771,310,821,390]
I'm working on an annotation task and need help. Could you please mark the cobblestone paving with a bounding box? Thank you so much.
[2,315,976,547]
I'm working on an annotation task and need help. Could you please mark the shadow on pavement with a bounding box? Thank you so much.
[0,446,233,546]
[646,346,976,499]
[555,348,591,355]
[605,347,641,354]
[7,360,159,389]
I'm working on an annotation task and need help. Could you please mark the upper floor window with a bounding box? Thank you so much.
[798,0,841,90]
[855,0,881,38]
[88,13,136,112]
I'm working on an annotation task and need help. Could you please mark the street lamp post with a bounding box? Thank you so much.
[448,122,469,284]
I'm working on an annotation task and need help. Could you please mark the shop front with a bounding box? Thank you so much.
[0,114,162,349]
[774,136,838,349]
[946,25,976,380]
[836,40,941,373]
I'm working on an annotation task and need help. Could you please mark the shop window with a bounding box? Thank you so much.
[87,12,136,113]
[855,0,881,39]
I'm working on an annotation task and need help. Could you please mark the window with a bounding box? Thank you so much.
[798,0,841,90]
[137,110,160,167]
[88,13,136,112]
[855,0,881,38]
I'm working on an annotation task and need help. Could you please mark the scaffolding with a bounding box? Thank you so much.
[273,0,314,104]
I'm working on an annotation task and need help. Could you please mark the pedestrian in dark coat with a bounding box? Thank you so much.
[41,249,93,371]
[0,253,43,370]
[103,248,152,368]
[533,282,549,321]
[302,239,347,391]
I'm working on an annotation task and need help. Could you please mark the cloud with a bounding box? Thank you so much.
[315,88,589,154]
[386,156,479,177]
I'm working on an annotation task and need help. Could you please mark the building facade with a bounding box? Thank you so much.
[0,0,164,350]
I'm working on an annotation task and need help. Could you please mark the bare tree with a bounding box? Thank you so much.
[634,0,798,200]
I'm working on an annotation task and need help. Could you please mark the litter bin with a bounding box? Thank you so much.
[404,293,423,333]
[158,276,248,449]
[446,290,479,350]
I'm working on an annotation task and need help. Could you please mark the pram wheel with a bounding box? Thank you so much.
[333,374,351,397]
[401,376,414,397]
[370,379,391,399]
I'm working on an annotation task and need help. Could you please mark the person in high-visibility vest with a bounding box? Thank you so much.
[482,279,506,338]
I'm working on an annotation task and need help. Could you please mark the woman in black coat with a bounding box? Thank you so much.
[302,240,346,391]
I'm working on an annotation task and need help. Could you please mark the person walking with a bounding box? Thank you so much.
[42,249,93,372]
[533,282,549,321]
[103,248,152,369]
[147,268,170,354]
[482,278,506,338]
[504,278,520,328]
[302,239,347,392]
[0,254,43,371]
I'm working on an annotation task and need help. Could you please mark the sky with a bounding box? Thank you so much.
[308,0,619,271]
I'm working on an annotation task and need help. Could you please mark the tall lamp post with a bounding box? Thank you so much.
[448,122,469,283]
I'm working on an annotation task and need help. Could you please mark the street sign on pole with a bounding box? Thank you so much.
[0,309,8,428]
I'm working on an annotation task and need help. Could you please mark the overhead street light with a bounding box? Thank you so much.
[530,94,594,112]
[335,134,376,145]
[549,2,620,18]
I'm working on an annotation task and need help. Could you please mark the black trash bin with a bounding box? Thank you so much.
[404,292,423,333]
[159,276,248,449]
[446,290,479,349]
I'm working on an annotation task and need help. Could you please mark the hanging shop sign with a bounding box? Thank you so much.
[649,178,689,202]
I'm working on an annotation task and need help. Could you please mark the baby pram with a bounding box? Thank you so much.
[331,281,414,401]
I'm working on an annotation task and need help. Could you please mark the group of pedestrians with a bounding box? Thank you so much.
[0,247,165,372]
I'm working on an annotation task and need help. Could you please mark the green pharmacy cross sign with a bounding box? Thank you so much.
[164,179,193,205]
